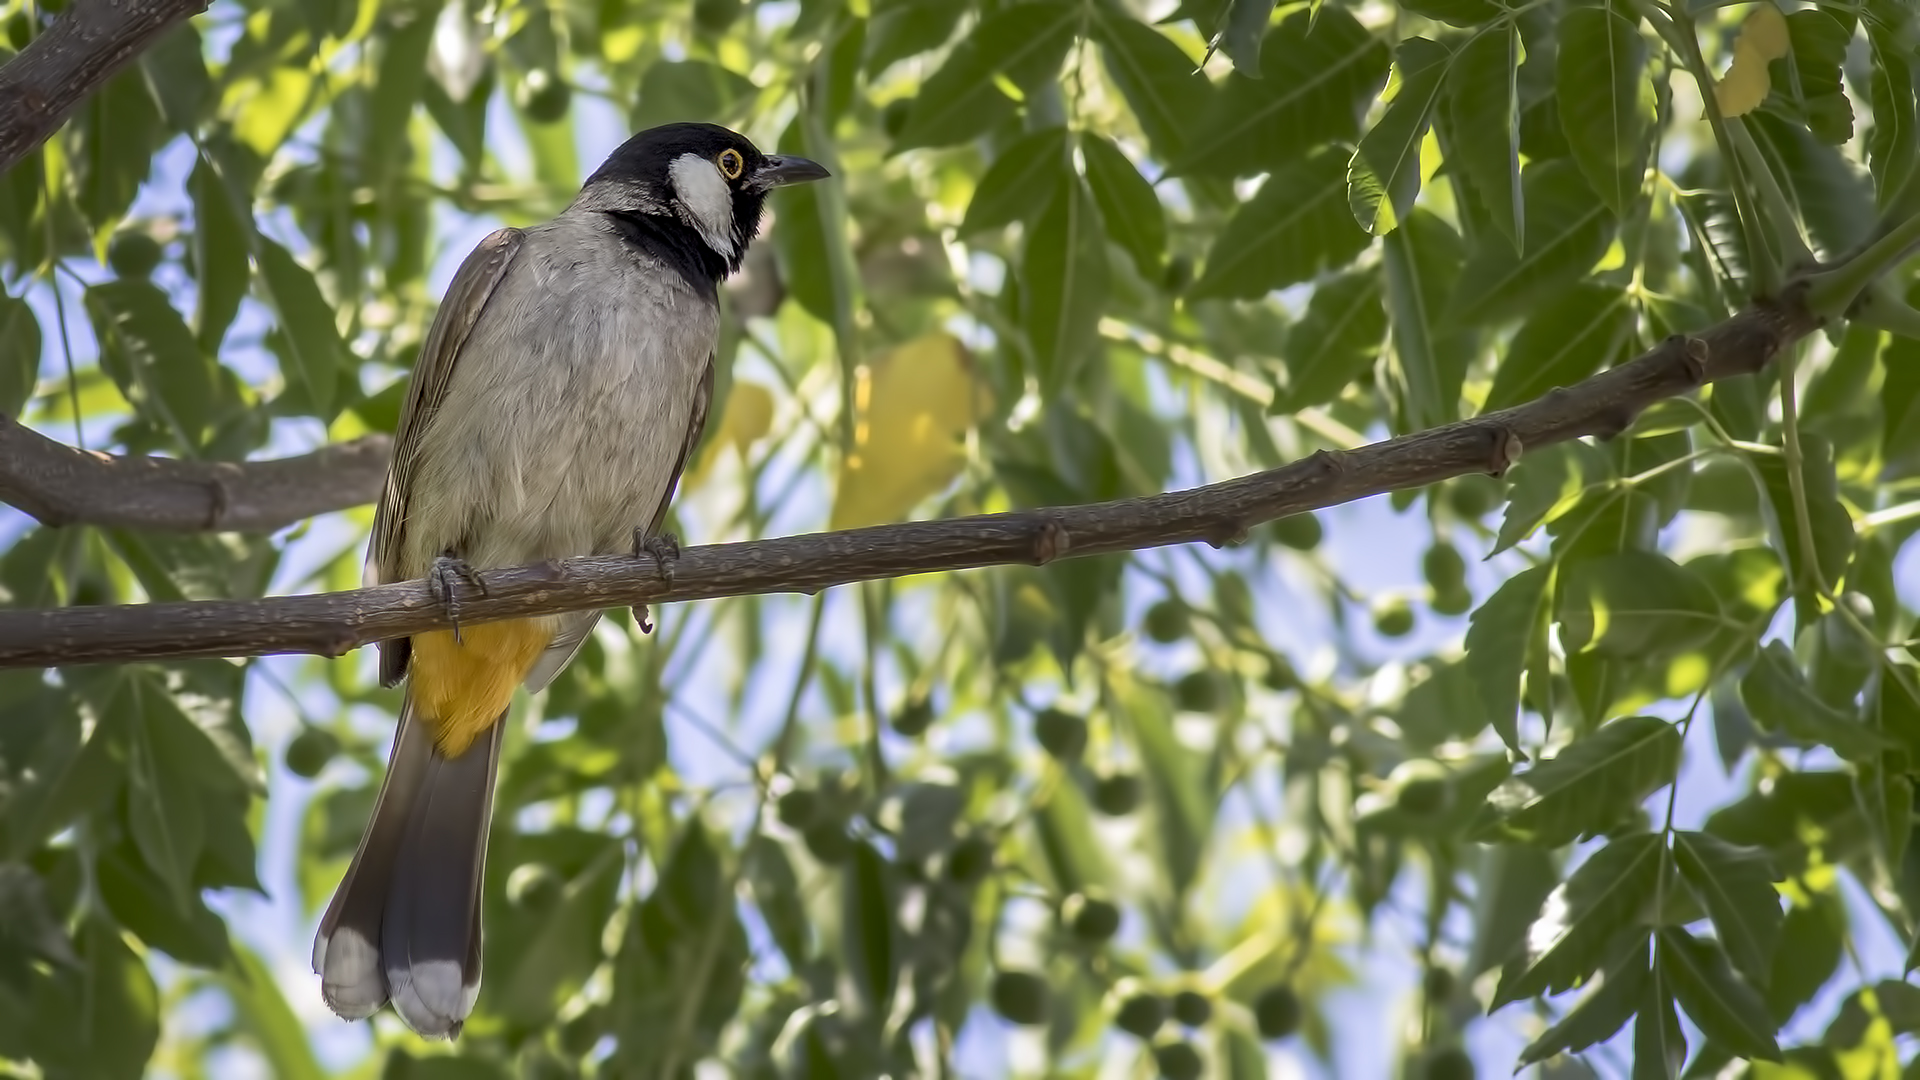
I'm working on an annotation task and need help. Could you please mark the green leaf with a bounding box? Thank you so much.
[71,70,161,235]
[1382,208,1472,431]
[1448,158,1617,326]
[1705,770,1864,875]
[362,9,435,192]
[1129,683,1211,898]
[26,917,159,1080]
[1555,5,1652,215]
[1519,934,1650,1065]
[1866,23,1917,210]
[1671,831,1783,987]
[1218,0,1277,78]
[1400,0,1505,26]
[189,155,249,354]
[1738,641,1895,762]
[1032,763,1109,894]
[632,60,759,131]
[1466,842,1560,977]
[216,944,325,1080]
[1657,926,1783,1062]
[843,841,898,1017]
[893,2,1080,150]
[1095,12,1213,160]
[1190,147,1368,300]
[744,835,809,968]
[1175,8,1389,178]
[0,292,39,418]
[774,114,861,335]
[1635,958,1687,1079]
[1493,442,1601,555]
[959,127,1069,237]
[1443,22,1523,251]
[254,238,345,419]
[84,280,214,451]
[1484,284,1634,412]
[1494,831,1665,1005]
[1764,889,1843,1023]
[866,0,967,78]
[1277,267,1386,411]
[1021,176,1108,390]
[1464,564,1551,754]
[138,24,213,132]
[491,837,623,1027]
[125,685,207,912]
[95,843,230,967]
[0,686,118,861]
[1556,551,1724,658]
[1771,10,1854,145]
[1081,134,1165,278]
[1749,111,1875,260]
[1477,715,1682,846]
[610,821,747,1062]
[1348,37,1451,236]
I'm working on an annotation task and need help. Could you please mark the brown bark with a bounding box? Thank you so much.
[0,294,1822,669]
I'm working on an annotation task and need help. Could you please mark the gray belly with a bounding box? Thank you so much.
[402,236,718,573]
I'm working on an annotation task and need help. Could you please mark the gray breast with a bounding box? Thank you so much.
[403,214,720,571]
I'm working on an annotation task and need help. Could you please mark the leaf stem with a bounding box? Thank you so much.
[1776,341,1829,604]
[1724,116,1813,267]
[1804,210,1920,319]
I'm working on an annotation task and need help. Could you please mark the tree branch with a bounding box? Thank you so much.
[0,294,1819,670]
[0,417,390,533]
[0,0,210,175]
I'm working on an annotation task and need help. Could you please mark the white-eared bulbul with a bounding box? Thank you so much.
[311,122,829,1038]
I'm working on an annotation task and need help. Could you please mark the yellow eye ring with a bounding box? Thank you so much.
[716,149,744,180]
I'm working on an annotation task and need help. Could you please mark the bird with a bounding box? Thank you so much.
[310,122,829,1038]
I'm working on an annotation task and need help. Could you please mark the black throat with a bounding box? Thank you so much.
[602,210,728,300]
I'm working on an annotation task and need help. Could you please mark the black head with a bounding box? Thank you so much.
[572,122,830,290]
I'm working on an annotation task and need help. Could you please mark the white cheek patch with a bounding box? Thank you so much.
[669,153,737,259]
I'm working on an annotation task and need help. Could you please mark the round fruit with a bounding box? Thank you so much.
[1034,708,1088,761]
[506,863,563,911]
[1423,1046,1476,1080]
[1114,992,1167,1038]
[1393,772,1453,817]
[880,99,912,139]
[947,835,994,884]
[1447,477,1498,520]
[107,232,162,279]
[517,68,571,123]
[1274,512,1323,551]
[1422,965,1456,1003]
[283,726,338,779]
[1431,585,1474,617]
[1253,985,1303,1039]
[1170,989,1211,1027]
[6,12,30,50]
[1062,892,1121,942]
[802,822,852,865]
[891,694,935,737]
[1162,255,1193,293]
[989,970,1049,1025]
[1143,599,1189,644]
[1174,670,1221,713]
[1091,772,1142,816]
[1422,543,1467,594]
[1262,654,1298,691]
[1373,598,1415,638]
[1153,1039,1203,1080]
[776,789,820,830]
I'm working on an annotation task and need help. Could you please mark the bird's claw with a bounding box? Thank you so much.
[633,529,681,585]
[428,554,489,644]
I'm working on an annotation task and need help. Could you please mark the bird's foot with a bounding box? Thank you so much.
[428,554,490,644]
[631,531,681,635]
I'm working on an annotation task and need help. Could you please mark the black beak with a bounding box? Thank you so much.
[752,155,832,191]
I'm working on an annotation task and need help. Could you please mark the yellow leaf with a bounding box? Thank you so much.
[1712,3,1790,118]
[830,333,992,530]
[687,379,776,486]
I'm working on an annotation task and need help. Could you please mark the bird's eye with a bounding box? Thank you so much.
[716,149,744,180]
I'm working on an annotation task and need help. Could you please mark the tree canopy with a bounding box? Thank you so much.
[2,0,1920,1076]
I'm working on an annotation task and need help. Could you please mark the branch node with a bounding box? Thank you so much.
[1486,426,1523,477]
[203,474,231,531]
[1310,448,1344,476]
[1206,521,1249,549]
[1674,334,1710,385]
[1032,519,1071,565]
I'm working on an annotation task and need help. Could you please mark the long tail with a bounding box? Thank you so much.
[312,697,505,1038]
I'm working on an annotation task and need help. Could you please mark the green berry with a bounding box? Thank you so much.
[283,726,338,779]
[1274,512,1323,551]
[1263,654,1298,691]
[1091,772,1142,816]
[1391,760,1454,816]
[989,970,1049,1025]
[506,863,563,911]
[1423,1046,1476,1080]
[1422,543,1467,594]
[1062,892,1121,942]
[802,822,852,865]
[107,232,163,279]
[1373,598,1415,638]
[891,694,936,737]
[1170,989,1211,1027]
[1423,966,1456,1003]
[1034,708,1088,761]
[1143,600,1189,644]
[517,69,571,122]
[1173,670,1221,713]
[1153,1039,1203,1080]
[1162,255,1193,292]
[1447,476,1499,519]
[947,835,994,884]
[881,99,912,139]
[1431,584,1474,617]
[777,789,820,830]
[1253,985,1303,1039]
[1114,992,1167,1038]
